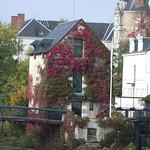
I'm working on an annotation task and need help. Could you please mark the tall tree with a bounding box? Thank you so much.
[8,60,29,105]
[112,43,129,103]
[0,22,24,104]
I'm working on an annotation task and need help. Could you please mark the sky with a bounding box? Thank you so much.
[0,0,119,24]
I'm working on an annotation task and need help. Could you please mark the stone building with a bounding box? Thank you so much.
[113,0,150,49]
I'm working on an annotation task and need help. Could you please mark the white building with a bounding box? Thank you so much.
[115,34,150,109]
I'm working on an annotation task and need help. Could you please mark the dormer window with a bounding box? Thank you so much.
[73,39,83,57]
[137,35,143,52]
[129,38,135,53]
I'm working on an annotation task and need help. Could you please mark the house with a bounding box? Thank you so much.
[28,19,110,142]
[115,34,150,110]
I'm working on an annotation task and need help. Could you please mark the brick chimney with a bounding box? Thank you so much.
[11,16,17,29]
[135,0,145,6]
[17,14,25,29]
[11,13,25,30]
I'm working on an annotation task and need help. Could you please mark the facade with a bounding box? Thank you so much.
[113,0,150,49]
[28,19,110,141]
[115,34,150,109]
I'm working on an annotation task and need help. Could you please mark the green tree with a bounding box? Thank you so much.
[8,59,29,105]
[112,43,129,102]
[0,22,28,105]
[99,112,134,149]
[0,22,19,103]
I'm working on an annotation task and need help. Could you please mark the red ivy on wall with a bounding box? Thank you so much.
[28,20,110,119]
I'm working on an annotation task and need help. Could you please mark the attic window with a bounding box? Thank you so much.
[73,39,83,57]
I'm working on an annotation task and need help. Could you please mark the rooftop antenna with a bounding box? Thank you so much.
[73,0,76,20]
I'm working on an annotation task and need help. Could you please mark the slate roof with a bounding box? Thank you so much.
[143,37,150,51]
[31,19,81,54]
[18,18,114,41]
[87,23,113,41]
[38,20,62,30]
[18,19,50,37]
[124,0,150,11]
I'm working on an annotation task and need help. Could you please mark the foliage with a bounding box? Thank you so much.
[17,134,41,149]
[63,111,76,136]
[125,143,136,150]
[99,112,134,148]
[0,22,28,106]
[100,131,116,148]
[8,59,29,105]
[110,143,117,150]
[112,43,129,102]
[141,94,150,103]
[35,67,73,109]
[75,116,89,128]
[0,22,19,103]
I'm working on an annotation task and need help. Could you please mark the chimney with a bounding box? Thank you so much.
[135,0,144,6]
[137,34,143,52]
[11,13,25,30]
[129,38,135,53]
[11,16,17,29]
[17,14,25,29]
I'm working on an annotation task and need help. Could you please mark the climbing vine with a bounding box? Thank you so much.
[28,20,110,118]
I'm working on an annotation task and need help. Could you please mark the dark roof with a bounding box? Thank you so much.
[143,37,150,51]
[18,19,50,37]
[18,18,114,41]
[87,23,113,41]
[124,0,150,11]
[38,20,62,30]
[30,19,81,54]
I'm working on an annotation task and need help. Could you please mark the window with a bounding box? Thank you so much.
[87,128,97,142]
[72,101,82,116]
[89,101,94,111]
[73,39,83,57]
[73,72,82,93]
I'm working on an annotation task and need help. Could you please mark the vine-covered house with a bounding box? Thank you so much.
[28,19,110,142]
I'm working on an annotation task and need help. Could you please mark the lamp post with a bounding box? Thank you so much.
[109,47,113,117]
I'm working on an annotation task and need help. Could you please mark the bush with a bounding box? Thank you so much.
[110,143,117,150]
[18,134,40,149]
[125,143,136,150]
[99,112,134,148]
[100,131,116,147]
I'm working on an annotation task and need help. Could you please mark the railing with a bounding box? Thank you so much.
[0,105,66,124]
[116,107,150,120]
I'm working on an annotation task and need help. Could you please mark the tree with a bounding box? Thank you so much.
[8,60,29,105]
[112,43,129,102]
[0,22,28,105]
[99,112,134,149]
[0,22,19,103]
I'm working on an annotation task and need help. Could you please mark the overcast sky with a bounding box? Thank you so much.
[0,0,119,23]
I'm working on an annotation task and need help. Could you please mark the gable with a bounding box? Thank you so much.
[18,19,50,37]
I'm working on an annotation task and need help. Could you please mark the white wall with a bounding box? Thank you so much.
[17,37,43,60]
[29,55,45,107]
[117,50,150,109]
[122,52,147,98]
